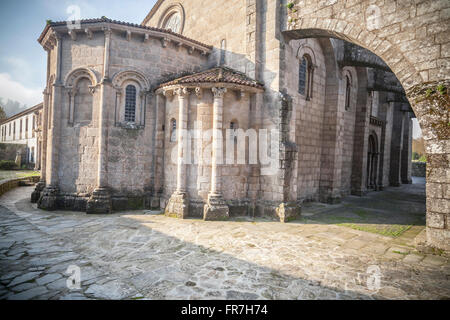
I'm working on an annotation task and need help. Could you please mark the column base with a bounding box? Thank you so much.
[37,186,59,211]
[86,188,112,214]
[31,181,46,203]
[165,192,189,219]
[426,227,450,251]
[203,194,229,221]
[276,202,300,223]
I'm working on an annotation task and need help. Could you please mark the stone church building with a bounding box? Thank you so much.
[31,1,449,249]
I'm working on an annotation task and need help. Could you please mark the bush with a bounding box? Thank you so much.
[0,160,18,170]
[418,155,427,162]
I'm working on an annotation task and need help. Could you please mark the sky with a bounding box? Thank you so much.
[0,0,422,138]
[0,0,156,107]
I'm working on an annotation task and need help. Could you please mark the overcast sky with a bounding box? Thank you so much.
[0,0,156,107]
[0,0,422,137]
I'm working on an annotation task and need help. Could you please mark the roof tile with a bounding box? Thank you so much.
[158,67,264,89]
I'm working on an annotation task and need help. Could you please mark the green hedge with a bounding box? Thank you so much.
[0,160,18,170]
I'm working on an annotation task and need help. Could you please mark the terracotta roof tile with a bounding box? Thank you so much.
[159,67,264,89]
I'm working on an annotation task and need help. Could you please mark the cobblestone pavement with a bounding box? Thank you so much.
[0,182,449,300]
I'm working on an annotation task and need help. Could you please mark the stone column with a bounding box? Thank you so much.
[203,87,229,221]
[389,102,404,187]
[165,87,190,219]
[401,113,413,184]
[38,35,63,210]
[87,29,112,214]
[31,89,49,203]
[151,93,166,209]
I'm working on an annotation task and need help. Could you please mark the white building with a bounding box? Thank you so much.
[0,103,43,168]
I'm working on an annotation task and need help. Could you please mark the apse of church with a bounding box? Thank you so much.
[33,1,415,226]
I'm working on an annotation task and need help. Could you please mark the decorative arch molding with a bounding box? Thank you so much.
[157,3,185,34]
[295,44,317,66]
[342,66,358,111]
[63,68,98,126]
[64,67,99,89]
[111,69,150,92]
[111,69,150,128]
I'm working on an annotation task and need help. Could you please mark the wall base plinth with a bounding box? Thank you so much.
[165,192,189,219]
[86,188,112,214]
[276,202,300,223]
[203,194,229,221]
[37,186,59,211]
[31,181,46,203]
[426,227,450,251]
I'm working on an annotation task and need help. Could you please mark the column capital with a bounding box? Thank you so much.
[212,87,227,99]
[68,87,78,97]
[174,87,190,98]
[103,27,113,37]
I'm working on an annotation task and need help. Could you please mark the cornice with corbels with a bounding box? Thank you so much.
[40,22,212,56]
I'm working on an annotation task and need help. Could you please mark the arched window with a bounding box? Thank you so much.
[230,121,238,141]
[163,12,181,33]
[125,85,137,122]
[345,75,351,111]
[298,55,314,100]
[170,118,177,142]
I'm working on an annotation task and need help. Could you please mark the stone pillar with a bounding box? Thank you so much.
[165,87,190,219]
[351,68,370,196]
[38,35,63,210]
[151,93,166,209]
[389,102,404,187]
[401,113,413,184]
[87,29,112,214]
[203,87,229,221]
[408,80,449,251]
[31,89,49,203]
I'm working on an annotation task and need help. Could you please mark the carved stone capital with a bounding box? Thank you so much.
[174,87,190,98]
[195,87,203,99]
[103,27,112,37]
[68,87,78,97]
[212,87,227,99]
[161,37,170,48]
[68,30,77,41]
[88,85,96,95]
[85,28,93,39]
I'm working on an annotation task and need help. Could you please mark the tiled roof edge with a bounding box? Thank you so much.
[38,17,212,49]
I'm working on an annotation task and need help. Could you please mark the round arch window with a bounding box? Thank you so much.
[159,5,185,34]
[163,12,181,33]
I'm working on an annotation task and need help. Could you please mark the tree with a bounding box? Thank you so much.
[0,105,6,121]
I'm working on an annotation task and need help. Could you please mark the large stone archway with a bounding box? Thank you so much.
[282,0,449,249]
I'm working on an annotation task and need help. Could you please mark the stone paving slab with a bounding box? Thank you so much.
[0,185,449,300]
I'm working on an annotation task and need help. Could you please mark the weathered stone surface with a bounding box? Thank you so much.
[1,185,449,300]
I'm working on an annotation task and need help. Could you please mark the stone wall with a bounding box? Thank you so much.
[144,0,248,73]
[0,176,40,197]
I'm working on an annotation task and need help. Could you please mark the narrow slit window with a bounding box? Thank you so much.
[345,75,351,111]
[298,57,307,96]
[170,118,177,142]
[125,85,137,122]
